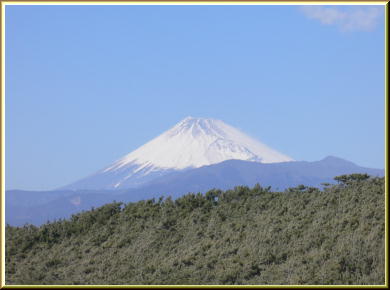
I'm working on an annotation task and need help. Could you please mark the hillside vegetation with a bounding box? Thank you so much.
[6,174,385,285]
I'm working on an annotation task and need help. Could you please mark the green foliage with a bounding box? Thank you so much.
[334,173,370,185]
[5,175,385,285]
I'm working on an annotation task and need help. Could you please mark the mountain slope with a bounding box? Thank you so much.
[117,155,384,200]
[62,117,293,190]
[6,156,384,226]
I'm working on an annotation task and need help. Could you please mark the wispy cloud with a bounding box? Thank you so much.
[300,6,383,32]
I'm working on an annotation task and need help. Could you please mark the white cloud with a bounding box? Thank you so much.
[300,6,383,32]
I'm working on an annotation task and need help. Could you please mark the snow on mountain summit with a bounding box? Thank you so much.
[104,116,293,172]
[63,117,294,190]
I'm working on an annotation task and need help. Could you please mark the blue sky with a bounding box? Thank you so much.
[5,5,385,190]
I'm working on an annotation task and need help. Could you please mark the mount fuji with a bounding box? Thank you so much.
[62,117,293,190]
[7,116,384,226]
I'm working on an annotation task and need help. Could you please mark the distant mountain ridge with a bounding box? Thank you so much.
[6,156,384,226]
[118,156,384,199]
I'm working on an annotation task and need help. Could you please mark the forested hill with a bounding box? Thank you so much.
[6,174,385,285]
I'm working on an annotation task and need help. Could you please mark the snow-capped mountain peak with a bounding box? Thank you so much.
[63,117,294,190]
[104,117,293,172]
